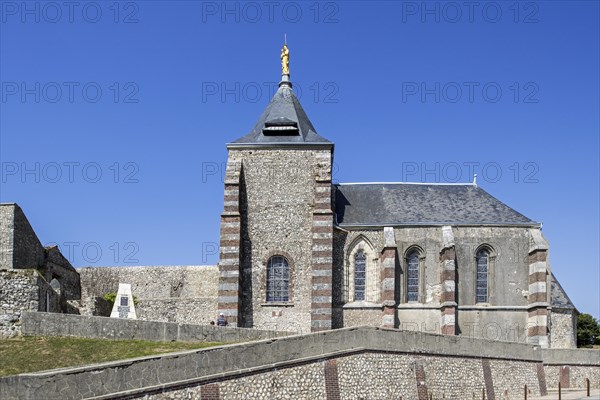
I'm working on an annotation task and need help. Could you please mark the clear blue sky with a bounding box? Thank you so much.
[1,1,598,318]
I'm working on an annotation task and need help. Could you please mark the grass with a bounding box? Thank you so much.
[0,336,224,377]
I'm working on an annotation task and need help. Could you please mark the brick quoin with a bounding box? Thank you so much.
[482,359,496,400]
[324,359,341,400]
[559,365,570,388]
[536,363,548,396]
[200,383,220,400]
[414,359,428,400]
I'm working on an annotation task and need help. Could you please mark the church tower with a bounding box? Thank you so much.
[217,44,334,333]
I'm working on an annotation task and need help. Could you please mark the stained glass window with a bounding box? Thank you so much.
[476,249,489,303]
[407,251,419,302]
[354,251,366,301]
[266,256,290,302]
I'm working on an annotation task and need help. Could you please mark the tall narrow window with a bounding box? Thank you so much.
[407,251,419,302]
[476,249,489,303]
[354,250,366,301]
[266,256,289,302]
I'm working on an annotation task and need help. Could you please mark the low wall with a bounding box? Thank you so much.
[542,348,600,389]
[21,312,291,343]
[2,326,598,400]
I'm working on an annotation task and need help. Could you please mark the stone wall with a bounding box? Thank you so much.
[331,225,537,342]
[0,203,45,271]
[20,311,290,343]
[2,326,597,400]
[0,270,40,337]
[543,348,600,389]
[231,148,332,333]
[77,266,218,325]
[550,309,577,348]
[0,203,82,335]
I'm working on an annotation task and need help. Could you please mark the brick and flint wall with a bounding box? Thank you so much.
[226,147,333,333]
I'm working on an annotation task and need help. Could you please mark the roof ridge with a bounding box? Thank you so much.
[336,182,476,186]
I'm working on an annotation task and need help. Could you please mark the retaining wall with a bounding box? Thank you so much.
[2,326,598,400]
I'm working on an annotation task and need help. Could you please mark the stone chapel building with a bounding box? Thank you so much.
[0,46,577,349]
[216,46,577,348]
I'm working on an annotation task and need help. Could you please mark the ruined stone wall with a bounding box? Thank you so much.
[234,149,332,334]
[0,203,45,270]
[77,266,218,325]
[0,270,39,337]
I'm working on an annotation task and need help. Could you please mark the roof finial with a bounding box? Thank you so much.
[279,37,292,88]
[281,40,290,76]
[473,174,478,187]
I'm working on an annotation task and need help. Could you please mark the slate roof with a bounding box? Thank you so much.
[334,183,539,226]
[550,273,577,311]
[229,82,332,146]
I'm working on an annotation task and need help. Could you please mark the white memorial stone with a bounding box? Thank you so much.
[110,283,137,319]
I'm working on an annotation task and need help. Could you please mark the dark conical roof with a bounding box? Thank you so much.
[228,81,333,147]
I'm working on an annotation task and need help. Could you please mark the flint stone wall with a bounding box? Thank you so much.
[0,270,39,338]
[235,149,332,333]
[543,348,600,390]
[2,326,598,400]
[77,265,218,324]
[549,309,577,349]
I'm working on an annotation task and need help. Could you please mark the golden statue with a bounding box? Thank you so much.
[281,44,290,75]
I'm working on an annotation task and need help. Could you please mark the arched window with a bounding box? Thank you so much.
[346,237,378,303]
[476,249,489,303]
[266,256,289,302]
[407,250,420,302]
[354,250,366,301]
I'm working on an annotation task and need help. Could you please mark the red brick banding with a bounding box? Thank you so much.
[527,245,548,346]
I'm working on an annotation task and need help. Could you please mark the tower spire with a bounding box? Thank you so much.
[280,38,291,88]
